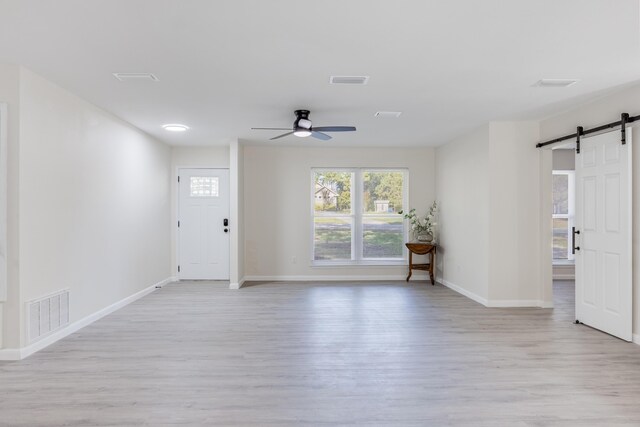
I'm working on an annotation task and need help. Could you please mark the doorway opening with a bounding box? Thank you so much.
[551,148,575,313]
[542,129,633,342]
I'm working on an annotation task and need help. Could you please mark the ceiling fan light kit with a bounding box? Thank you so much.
[252,109,356,141]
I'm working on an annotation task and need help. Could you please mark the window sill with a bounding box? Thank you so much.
[311,260,407,268]
[553,260,575,266]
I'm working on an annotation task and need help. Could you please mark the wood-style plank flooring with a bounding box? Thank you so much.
[1,280,640,426]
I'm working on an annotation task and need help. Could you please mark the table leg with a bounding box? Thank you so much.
[406,251,413,282]
[429,250,435,285]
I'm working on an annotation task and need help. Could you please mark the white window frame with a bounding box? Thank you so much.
[311,168,409,266]
[552,170,575,263]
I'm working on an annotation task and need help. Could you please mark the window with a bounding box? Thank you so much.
[190,177,219,197]
[312,169,407,264]
[552,170,575,262]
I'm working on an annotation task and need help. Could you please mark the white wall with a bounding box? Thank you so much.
[553,149,575,171]
[435,125,490,302]
[171,146,230,169]
[435,122,542,306]
[487,122,541,303]
[238,145,244,283]
[0,64,21,349]
[170,146,230,276]
[16,68,171,348]
[243,146,435,279]
[540,82,640,339]
[229,140,244,288]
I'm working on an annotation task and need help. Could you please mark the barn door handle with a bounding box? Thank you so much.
[572,227,580,254]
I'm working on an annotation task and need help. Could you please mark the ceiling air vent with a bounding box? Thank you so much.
[113,73,159,82]
[534,79,579,88]
[375,111,402,118]
[329,76,369,85]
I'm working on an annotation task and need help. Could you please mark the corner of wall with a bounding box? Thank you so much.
[487,120,543,303]
[13,66,172,352]
[0,64,22,349]
[434,124,491,302]
[229,139,243,286]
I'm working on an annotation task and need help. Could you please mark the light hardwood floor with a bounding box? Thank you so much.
[1,280,640,426]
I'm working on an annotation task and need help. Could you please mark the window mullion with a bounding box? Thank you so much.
[353,170,362,261]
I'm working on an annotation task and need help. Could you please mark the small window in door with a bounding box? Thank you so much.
[190,177,219,197]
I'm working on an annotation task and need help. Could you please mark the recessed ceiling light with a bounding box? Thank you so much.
[162,124,189,132]
[534,79,579,88]
[374,111,402,118]
[113,73,159,82]
[329,76,370,85]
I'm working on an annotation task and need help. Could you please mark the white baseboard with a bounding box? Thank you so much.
[156,276,176,288]
[0,348,20,361]
[437,277,551,308]
[633,334,640,346]
[437,277,489,306]
[243,274,429,282]
[539,300,554,309]
[486,299,547,308]
[229,277,246,290]
[0,276,174,361]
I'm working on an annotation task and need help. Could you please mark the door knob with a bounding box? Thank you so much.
[224,228,228,233]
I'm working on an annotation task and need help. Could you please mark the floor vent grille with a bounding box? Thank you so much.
[28,290,69,343]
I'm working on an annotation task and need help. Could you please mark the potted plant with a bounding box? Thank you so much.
[399,201,438,242]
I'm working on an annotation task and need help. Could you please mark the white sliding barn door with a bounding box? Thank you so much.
[575,129,632,341]
[178,168,230,280]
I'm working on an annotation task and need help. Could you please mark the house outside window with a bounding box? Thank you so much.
[552,170,575,262]
[312,168,408,265]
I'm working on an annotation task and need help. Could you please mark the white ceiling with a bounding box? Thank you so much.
[0,0,639,147]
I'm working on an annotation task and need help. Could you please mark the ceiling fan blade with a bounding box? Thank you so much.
[312,126,356,132]
[311,131,332,141]
[270,131,295,140]
[252,127,293,131]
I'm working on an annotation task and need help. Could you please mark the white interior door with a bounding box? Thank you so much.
[178,168,230,280]
[575,129,632,341]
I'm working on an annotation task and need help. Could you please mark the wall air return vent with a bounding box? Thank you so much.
[534,79,579,88]
[329,76,370,85]
[113,73,159,82]
[28,289,70,343]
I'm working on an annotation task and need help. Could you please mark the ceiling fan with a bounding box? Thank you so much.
[252,110,356,141]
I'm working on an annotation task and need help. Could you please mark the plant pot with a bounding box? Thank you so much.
[416,233,433,243]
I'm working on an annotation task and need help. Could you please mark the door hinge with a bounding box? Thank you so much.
[178,220,180,228]
[178,176,180,183]
[178,265,180,273]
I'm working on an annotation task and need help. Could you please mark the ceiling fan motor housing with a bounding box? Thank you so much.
[294,110,312,130]
[251,109,355,140]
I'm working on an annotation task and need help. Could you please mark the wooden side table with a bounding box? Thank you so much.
[405,243,436,284]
